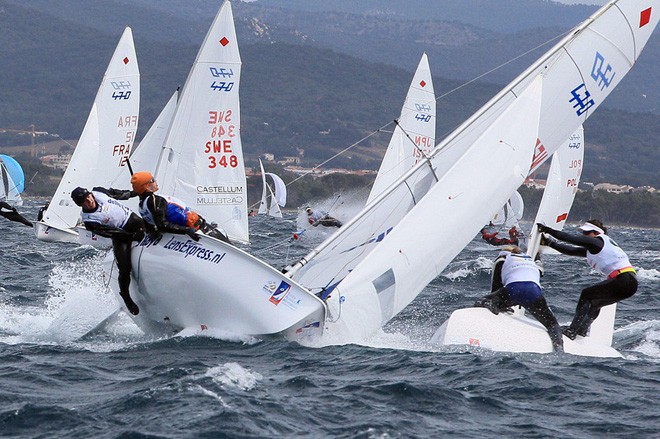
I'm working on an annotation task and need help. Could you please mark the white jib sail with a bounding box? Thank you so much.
[367,53,435,204]
[41,27,139,231]
[155,0,248,243]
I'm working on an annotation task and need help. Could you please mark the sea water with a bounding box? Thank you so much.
[1,200,658,438]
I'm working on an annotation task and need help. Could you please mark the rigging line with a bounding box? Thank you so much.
[284,124,391,187]
[394,119,439,183]
[433,31,566,104]
[271,30,568,197]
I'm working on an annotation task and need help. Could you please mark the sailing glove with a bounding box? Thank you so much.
[186,228,200,242]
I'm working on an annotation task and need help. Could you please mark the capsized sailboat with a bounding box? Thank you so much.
[34,27,139,244]
[0,154,26,207]
[283,0,657,345]
[430,126,622,357]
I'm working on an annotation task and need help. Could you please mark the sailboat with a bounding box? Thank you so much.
[428,126,622,357]
[281,0,656,347]
[0,154,26,207]
[103,0,655,347]
[257,159,286,218]
[367,53,435,204]
[101,0,325,338]
[34,27,139,245]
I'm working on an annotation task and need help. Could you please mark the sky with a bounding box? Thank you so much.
[553,0,608,4]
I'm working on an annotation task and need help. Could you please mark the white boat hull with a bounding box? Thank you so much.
[431,307,621,358]
[34,221,79,244]
[106,233,326,341]
[76,226,112,249]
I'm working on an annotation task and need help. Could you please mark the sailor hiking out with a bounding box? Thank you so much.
[130,171,230,243]
[305,207,342,228]
[537,220,637,340]
[71,186,144,315]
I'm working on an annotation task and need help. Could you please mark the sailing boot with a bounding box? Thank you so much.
[548,325,564,353]
[563,301,591,340]
[120,291,139,315]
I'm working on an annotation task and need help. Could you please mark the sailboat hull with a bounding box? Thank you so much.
[34,221,80,244]
[108,233,326,340]
[431,308,621,358]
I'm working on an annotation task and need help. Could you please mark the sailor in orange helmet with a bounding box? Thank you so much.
[131,171,229,243]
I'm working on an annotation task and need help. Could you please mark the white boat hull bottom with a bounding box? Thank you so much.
[103,233,326,342]
[34,221,79,244]
[431,307,621,358]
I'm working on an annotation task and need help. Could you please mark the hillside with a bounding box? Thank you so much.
[0,0,658,188]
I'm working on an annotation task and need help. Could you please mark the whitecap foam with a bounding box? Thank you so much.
[205,362,263,390]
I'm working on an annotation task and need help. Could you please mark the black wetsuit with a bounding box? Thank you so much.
[542,228,637,339]
[138,191,229,243]
[0,201,32,227]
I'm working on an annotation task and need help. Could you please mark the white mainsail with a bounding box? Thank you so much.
[154,1,248,243]
[367,53,435,204]
[287,0,658,342]
[35,27,139,241]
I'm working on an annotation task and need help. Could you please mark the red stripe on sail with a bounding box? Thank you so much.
[640,7,652,27]
[556,213,568,223]
[530,139,548,171]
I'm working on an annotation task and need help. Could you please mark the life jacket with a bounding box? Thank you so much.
[140,194,200,229]
[82,191,132,229]
[586,234,632,277]
[502,253,541,287]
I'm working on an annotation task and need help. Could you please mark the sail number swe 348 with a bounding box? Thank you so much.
[206,110,238,169]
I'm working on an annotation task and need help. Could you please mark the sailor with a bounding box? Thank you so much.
[0,199,33,227]
[130,171,229,243]
[305,206,342,228]
[537,220,637,340]
[480,223,519,246]
[70,186,144,315]
[475,246,564,352]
